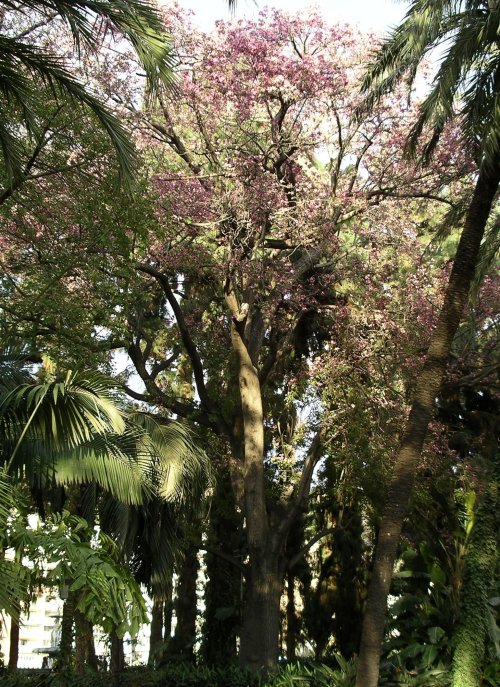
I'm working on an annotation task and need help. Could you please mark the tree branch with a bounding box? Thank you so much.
[277,429,323,538]
[136,263,213,413]
[287,527,337,571]
[197,544,247,576]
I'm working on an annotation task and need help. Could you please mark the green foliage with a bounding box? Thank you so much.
[0,351,210,506]
[0,0,174,183]
[0,468,147,637]
[451,452,499,687]
[359,0,500,172]
[0,661,360,687]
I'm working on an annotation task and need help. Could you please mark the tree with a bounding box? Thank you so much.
[0,352,205,506]
[0,473,149,667]
[0,7,478,671]
[0,0,173,184]
[355,2,500,685]
[0,349,210,672]
[124,8,469,671]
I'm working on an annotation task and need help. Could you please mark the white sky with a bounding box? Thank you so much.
[176,0,408,33]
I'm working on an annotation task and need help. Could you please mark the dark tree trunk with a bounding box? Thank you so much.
[239,549,283,673]
[57,592,75,672]
[286,571,297,661]
[355,166,500,687]
[110,629,124,674]
[74,610,97,673]
[148,597,164,666]
[8,613,19,670]
[169,545,199,661]
[164,584,173,642]
[203,470,243,666]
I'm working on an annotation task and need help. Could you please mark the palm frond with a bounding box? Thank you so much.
[358,0,500,170]
[129,412,213,502]
[0,34,137,183]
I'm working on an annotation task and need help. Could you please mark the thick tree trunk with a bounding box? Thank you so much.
[355,167,500,687]
[8,613,19,670]
[203,471,242,666]
[239,551,283,672]
[148,597,164,666]
[229,316,281,672]
[451,452,499,687]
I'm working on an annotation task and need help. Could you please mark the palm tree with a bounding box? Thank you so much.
[0,350,210,670]
[0,0,174,184]
[0,353,207,506]
[354,3,500,686]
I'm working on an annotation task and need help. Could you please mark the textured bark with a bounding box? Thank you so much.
[74,610,97,673]
[355,167,500,687]
[8,613,19,670]
[57,592,75,672]
[451,453,499,687]
[227,308,280,671]
[239,551,283,672]
[286,571,297,661]
[203,471,242,666]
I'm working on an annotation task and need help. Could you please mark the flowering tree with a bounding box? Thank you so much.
[117,7,472,670]
[0,6,478,671]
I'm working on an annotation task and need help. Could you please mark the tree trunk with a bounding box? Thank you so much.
[75,610,97,673]
[286,571,297,662]
[239,550,283,673]
[110,629,124,674]
[8,613,19,670]
[57,592,75,672]
[355,166,500,687]
[203,470,243,666]
[451,452,499,687]
[148,597,164,666]
[226,294,278,671]
[164,585,173,642]
[169,545,199,661]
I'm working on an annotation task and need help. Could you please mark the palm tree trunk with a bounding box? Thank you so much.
[110,629,124,673]
[355,165,500,687]
[75,610,97,673]
[164,591,173,643]
[169,544,199,661]
[203,470,242,666]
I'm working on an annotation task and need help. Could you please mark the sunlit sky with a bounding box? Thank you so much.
[175,0,408,33]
